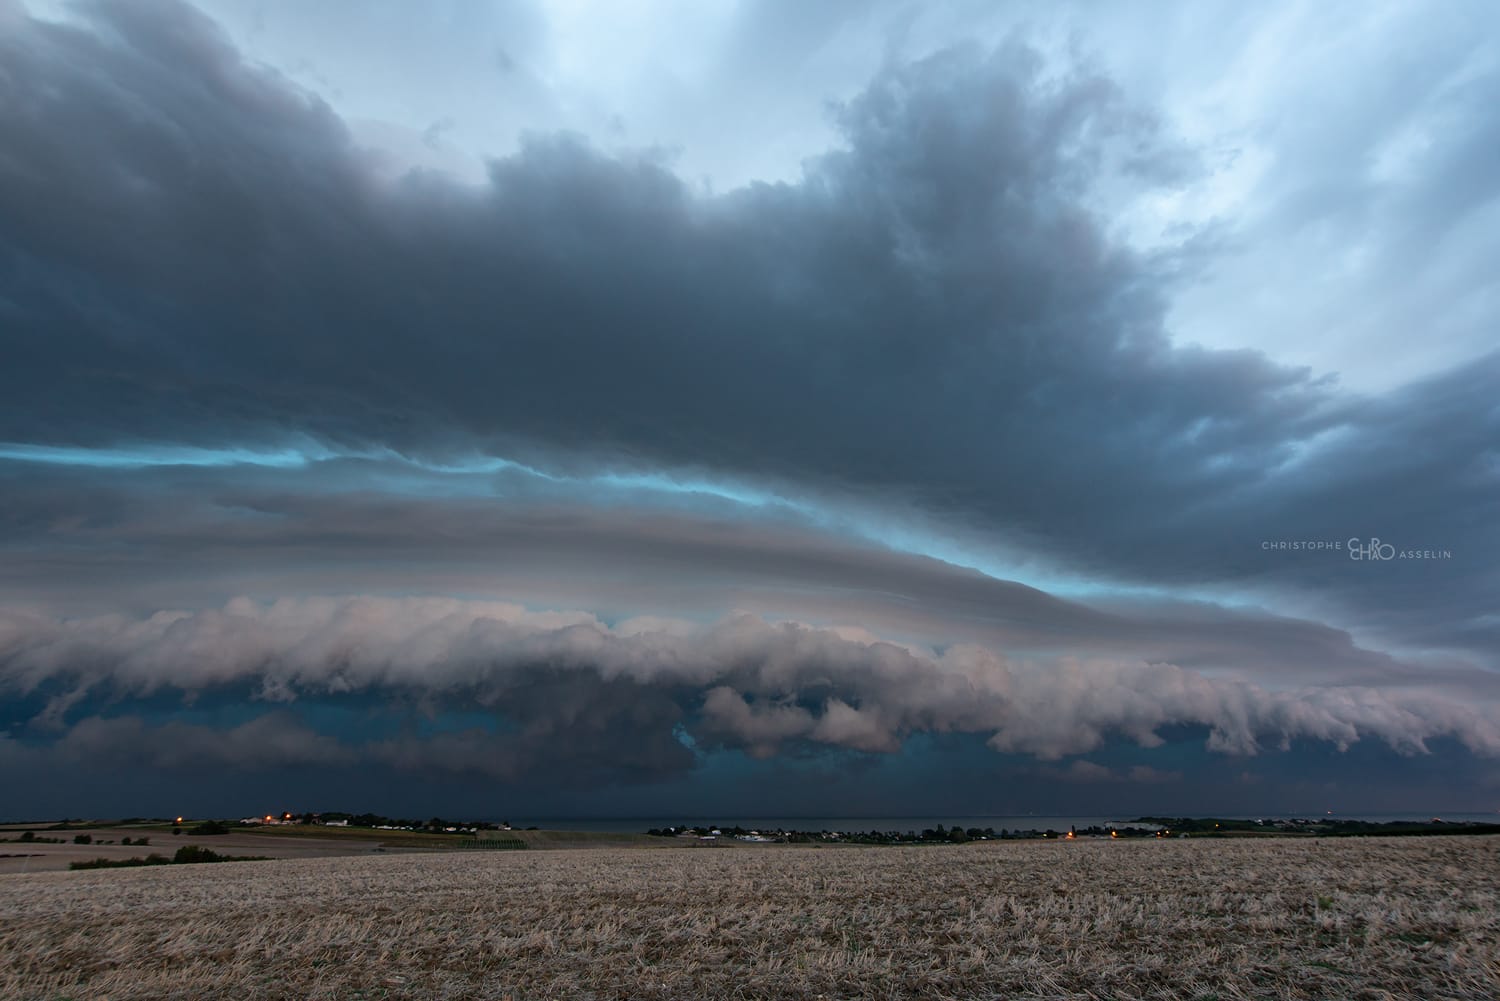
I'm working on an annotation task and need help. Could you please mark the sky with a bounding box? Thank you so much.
[1,0,1497,821]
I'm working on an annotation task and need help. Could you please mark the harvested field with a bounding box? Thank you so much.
[0,827,401,875]
[2,836,1497,1000]
[0,826,663,874]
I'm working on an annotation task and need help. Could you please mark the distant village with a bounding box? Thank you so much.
[237,811,517,835]
[649,822,1169,844]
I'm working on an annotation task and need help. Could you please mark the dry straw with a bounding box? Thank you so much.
[2,836,1497,999]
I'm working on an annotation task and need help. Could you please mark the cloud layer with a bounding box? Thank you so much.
[5,597,1497,777]
[1,1,1496,813]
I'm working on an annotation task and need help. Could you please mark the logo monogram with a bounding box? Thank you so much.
[1347,537,1395,561]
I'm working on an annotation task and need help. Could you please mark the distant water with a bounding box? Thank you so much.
[493,812,1500,834]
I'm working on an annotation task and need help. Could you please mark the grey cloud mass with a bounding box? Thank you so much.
[4,597,1497,768]
[0,0,1496,815]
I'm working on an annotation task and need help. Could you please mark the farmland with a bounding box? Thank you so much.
[0,824,662,874]
[2,836,1497,1000]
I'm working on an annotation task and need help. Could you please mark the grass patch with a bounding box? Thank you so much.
[68,845,270,870]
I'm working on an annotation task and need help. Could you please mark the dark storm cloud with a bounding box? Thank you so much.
[0,700,691,787]
[54,711,356,771]
[0,2,1495,657]
[1032,760,1182,786]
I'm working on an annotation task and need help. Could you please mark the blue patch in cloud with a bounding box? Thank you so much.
[0,442,329,469]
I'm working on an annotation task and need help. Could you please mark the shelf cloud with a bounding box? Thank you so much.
[1,0,1496,816]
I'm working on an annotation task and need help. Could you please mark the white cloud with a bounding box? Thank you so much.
[3,596,1496,763]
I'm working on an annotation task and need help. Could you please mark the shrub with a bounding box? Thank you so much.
[69,854,171,870]
[172,845,267,864]
[69,847,268,870]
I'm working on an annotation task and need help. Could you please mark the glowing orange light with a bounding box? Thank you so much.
[176,817,183,824]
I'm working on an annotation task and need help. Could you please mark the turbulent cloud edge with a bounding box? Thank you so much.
[3,597,1496,765]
